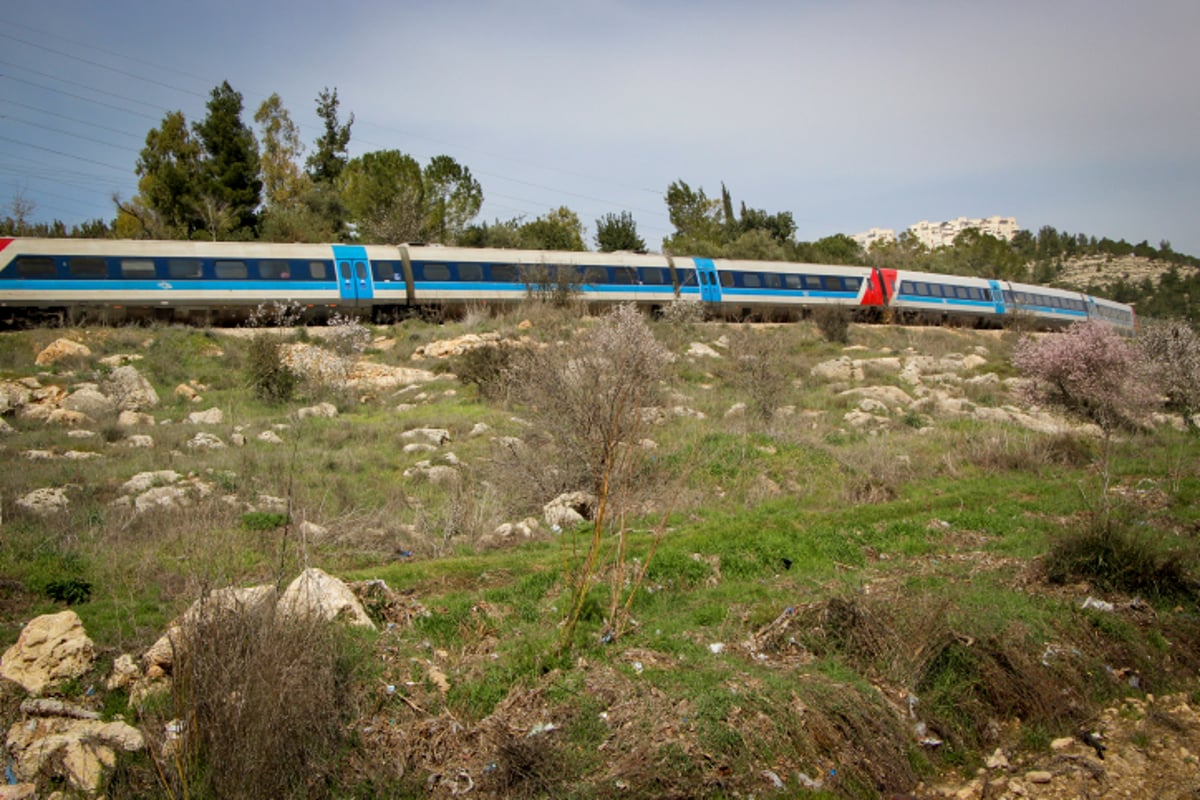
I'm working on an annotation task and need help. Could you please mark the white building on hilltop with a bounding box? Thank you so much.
[850,227,897,251]
[852,216,1019,252]
[907,216,1019,249]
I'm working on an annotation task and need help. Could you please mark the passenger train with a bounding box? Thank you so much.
[0,237,1137,333]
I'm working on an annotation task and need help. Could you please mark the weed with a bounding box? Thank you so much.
[813,306,850,344]
[148,596,362,800]
[240,511,289,531]
[1044,519,1198,600]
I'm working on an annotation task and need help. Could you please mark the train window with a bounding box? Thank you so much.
[927,284,945,298]
[797,275,818,290]
[458,263,483,281]
[613,267,637,285]
[421,263,451,281]
[372,261,399,281]
[260,260,290,280]
[784,274,802,289]
[167,259,201,279]
[490,264,518,283]
[121,259,157,279]
[69,258,107,278]
[16,257,56,277]
[913,283,929,296]
[955,287,969,299]
[678,270,697,286]
[764,273,781,289]
[308,261,330,280]
[844,277,862,291]
[582,266,608,284]
[742,273,762,288]
[642,267,667,285]
[214,260,248,279]
[821,276,842,291]
[719,272,734,288]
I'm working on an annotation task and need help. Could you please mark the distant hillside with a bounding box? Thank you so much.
[1054,254,1188,290]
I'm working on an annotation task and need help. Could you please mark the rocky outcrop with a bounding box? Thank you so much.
[6,701,144,794]
[103,365,159,411]
[34,338,90,366]
[411,332,501,359]
[15,487,71,515]
[278,568,375,629]
[544,491,597,530]
[61,386,116,420]
[0,611,94,695]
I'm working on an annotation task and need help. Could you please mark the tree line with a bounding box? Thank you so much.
[1,80,1196,322]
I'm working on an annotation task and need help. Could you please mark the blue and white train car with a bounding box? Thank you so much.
[0,237,351,324]
[888,270,1002,326]
[998,280,1091,329]
[689,258,881,320]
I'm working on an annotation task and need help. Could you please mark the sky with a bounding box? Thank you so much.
[3,0,1199,255]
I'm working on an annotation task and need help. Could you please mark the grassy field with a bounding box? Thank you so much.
[0,306,1196,798]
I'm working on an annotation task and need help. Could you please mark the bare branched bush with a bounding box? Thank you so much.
[324,312,372,359]
[1137,319,1200,424]
[503,304,673,648]
[520,263,583,308]
[152,598,358,800]
[658,297,706,325]
[725,327,791,428]
[813,305,851,344]
[246,300,303,328]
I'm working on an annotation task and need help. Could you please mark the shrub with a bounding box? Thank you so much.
[1013,321,1158,433]
[1044,521,1197,600]
[658,297,706,325]
[323,312,372,359]
[725,327,791,427]
[244,332,297,404]
[1137,320,1200,423]
[454,342,514,401]
[813,305,850,344]
[153,599,359,800]
[503,304,673,648]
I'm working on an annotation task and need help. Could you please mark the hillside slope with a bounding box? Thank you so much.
[0,315,1196,799]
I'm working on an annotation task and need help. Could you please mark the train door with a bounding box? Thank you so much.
[332,245,375,306]
[987,280,1006,315]
[694,258,722,304]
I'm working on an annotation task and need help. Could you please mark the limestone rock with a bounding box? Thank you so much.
[142,585,278,677]
[0,380,34,414]
[278,567,375,628]
[401,427,451,446]
[103,365,159,411]
[35,338,90,366]
[187,407,224,425]
[16,487,70,515]
[186,431,226,449]
[121,470,183,495]
[297,401,338,419]
[810,356,863,383]
[544,491,596,530]
[1,611,95,695]
[7,714,144,793]
[116,409,155,427]
[687,342,722,359]
[61,387,116,420]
